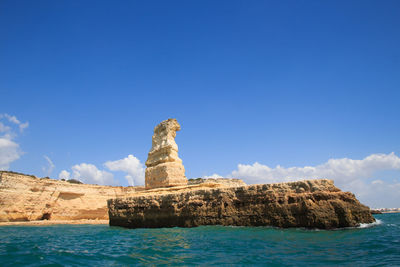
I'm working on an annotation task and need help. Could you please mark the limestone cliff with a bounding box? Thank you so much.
[0,171,142,222]
[0,171,245,222]
[145,119,187,189]
[108,179,375,229]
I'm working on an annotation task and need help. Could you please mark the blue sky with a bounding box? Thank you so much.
[1,1,399,207]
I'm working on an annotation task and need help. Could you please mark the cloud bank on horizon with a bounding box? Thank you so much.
[209,152,400,208]
[229,153,400,184]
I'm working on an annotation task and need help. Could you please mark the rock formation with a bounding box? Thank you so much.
[1,120,376,229]
[0,171,244,223]
[108,179,375,229]
[145,118,187,189]
[0,171,142,222]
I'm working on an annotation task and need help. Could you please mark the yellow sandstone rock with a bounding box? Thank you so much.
[145,119,188,189]
[0,171,141,222]
[0,171,244,223]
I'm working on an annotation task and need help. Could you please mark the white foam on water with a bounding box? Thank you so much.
[358,219,383,228]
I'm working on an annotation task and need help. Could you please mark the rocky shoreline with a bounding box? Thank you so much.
[0,170,247,223]
[108,179,375,229]
[0,171,375,229]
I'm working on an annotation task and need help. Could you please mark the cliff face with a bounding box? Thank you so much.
[0,171,142,222]
[0,171,245,222]
[108,179,375,229]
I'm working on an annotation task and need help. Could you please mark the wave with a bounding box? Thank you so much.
[358,219,383,229]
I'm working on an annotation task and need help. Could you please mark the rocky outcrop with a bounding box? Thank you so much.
[0,171,142,222]
[108,179,375,229]
[145,119,187,189]
[0,171,244,222]
[370,209,383,214]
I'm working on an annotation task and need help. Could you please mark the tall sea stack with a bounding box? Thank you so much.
[145,119,188,189]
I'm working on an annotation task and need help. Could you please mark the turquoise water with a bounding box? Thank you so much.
[0,214,399,266]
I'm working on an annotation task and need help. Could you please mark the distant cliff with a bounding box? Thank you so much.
[0,171,142,222]
[108,179,375,229]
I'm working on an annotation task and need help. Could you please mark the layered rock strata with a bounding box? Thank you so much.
[0,171,142,222]
[108,179,375,229]
[145,119,187,189]
[0,171,243,222]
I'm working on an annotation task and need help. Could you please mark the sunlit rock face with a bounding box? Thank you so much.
[0,171,242,223]
[145,119,187,189]
[0,171,142,222]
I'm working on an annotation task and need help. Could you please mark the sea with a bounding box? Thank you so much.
[0,213,399,266]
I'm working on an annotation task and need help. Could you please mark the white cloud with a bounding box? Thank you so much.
[58,170,71,180]
[203,173,224,178]
[104,154,145,186]
[230,153,400,184]
[2,114,19,124]
[229,152,400,208]
[0,122,11,133]
[1,114,29,132]
[69,163,116,185]
[0,114,28,170]
[42,155,55,176]
[19,122,29,132]
[0,138,22,170]
[349,179,400,209]
[60,155,144,186]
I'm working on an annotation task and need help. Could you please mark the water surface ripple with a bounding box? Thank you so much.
[0,213,399,266]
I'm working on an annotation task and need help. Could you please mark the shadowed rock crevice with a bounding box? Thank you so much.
[40,212,51,220]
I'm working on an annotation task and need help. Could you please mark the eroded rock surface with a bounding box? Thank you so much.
[0,171,241,222]
[108,179,375,229]
[145,119,187,189]
[0,171,142,222]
